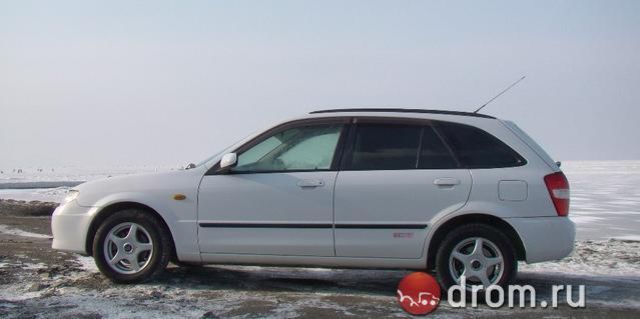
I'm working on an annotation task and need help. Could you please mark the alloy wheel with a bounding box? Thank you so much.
[448,237,505,288]
[102,222,154,274]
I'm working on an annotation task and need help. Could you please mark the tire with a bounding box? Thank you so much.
[92,209,172,283]
[435,223,517,292]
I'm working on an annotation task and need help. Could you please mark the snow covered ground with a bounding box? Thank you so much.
[0,165,174,185]
[561,161,640,240]
[0,165,174,202]
[0,232,638,318]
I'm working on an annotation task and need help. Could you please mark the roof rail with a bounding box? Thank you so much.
[309,108,495,119]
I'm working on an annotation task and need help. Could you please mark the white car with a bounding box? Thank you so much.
[52,109,574,289]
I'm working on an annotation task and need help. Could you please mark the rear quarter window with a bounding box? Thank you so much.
[436,121,526,169]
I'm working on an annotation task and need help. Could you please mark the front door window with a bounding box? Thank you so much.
[233,124,342,172]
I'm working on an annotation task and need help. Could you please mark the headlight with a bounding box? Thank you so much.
[63,190,80,204]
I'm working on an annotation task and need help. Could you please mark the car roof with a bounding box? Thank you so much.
[309,108,496,119]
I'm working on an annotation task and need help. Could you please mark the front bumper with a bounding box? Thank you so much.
[51,200,95,255]
[505,216,575,263]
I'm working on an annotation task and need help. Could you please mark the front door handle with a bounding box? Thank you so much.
[434,178,461,186]
[297,179,325,188]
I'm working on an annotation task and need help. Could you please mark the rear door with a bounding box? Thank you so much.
[333,119,472,258]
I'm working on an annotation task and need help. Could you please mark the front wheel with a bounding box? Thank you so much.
[92,209,171,283]
[435,223,517,291]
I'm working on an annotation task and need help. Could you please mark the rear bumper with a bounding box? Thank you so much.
[51,200,95,255]
[505,216,575,263]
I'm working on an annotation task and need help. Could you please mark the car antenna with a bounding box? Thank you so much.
[473,75,526,114]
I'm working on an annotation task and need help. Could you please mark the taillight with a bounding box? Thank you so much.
[544,172,570,216]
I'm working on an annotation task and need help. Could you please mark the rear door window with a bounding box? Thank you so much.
[418,126,458,169]
[343,123,459,170]
[345,124,421,170]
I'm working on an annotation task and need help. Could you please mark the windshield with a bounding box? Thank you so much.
[195,132,259,167]
[195,149,227,167]
[194,122,291,168]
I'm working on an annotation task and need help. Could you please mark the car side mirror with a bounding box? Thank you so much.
[218,153,238,173]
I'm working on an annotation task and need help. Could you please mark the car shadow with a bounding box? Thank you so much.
[150,264,411,297]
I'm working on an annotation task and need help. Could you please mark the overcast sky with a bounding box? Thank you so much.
[1,0,639,168]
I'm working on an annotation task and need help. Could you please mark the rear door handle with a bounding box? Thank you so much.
[434,178,461,186]
[297,179,325,188]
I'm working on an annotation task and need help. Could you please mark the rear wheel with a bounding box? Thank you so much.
[93,209,171,283]
[435,223,517,291]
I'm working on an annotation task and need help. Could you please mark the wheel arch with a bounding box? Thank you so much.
[85,201,177,259]
[425,213,526,270]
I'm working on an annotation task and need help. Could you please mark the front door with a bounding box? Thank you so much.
[197,119,347,256]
